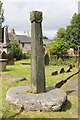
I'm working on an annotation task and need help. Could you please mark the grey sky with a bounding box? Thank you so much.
[2,0,79,39]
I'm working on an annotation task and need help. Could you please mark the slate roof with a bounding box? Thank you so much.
[1,32,54,46]
[8,33,14,40]
[8,33,31,43]
[16,35,31,43]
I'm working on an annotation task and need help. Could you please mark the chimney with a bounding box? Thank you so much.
[24,30,30,38]
[11,28,15,34]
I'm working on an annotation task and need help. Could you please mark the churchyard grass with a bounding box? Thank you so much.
[0,59,78,118]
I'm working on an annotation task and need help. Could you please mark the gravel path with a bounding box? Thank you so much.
[61,75,78,96]
[61,75,79,118]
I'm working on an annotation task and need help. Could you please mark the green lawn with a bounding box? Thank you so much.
[0,59,79,118]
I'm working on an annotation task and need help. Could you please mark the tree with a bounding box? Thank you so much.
[50,13,80,57]
[50,38,68,58]
[65,13,80,50]
[10,39,23,60]
[50,28,68,58]
[0,1,4,26]
[54,28,66,41]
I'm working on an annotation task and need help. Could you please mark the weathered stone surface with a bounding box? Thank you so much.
[7,52,14,65]
[54,80,67,88]
[51,71,58,75]
[66,67,71,73]
[30,11,42,23]
[45,53,49,65]
[30,11,45,93]
[59,68,65,74]
[69,64,72,69]
[1,51,14,65]
[1,51,7,59]
[6,86,67,111]
[0,59,7,71]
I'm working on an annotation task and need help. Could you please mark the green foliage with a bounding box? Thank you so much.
[50,13,80,58]
[65,13,80,50]
[50,38,68,58]
[57,58,63,65]
[43,36,48,39]
[10,39,23,60]
[50,28,69,58]
[50,58,63,66]
[0,1,4,25]
[54,28,66,40]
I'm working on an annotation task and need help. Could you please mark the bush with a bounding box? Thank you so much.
[57,58,62,65]
[22,53,27,59]
[10,39,23,60]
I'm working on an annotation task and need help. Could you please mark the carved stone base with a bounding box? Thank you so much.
[6,86,67,111]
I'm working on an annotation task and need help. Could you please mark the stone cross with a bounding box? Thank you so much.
[30,11,45,93]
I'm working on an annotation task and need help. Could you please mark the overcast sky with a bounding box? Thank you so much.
[2,0,79,39]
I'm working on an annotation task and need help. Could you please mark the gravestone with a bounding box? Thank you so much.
[66,67,71,73]
[54,79,67,88]
[0,59,8,71]
[30,11,45,93]
[59,68,65,74]
[69,64,72,69]
[7,52,14,65]
[45,53,49,65]
[51,71,58,75]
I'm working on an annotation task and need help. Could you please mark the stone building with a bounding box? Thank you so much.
[8,29,31,54]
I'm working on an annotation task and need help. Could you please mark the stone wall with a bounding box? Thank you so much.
[20,43,31,54]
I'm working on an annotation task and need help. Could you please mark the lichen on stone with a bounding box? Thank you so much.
[30,11,42,23]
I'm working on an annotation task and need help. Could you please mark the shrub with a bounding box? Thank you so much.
[57,58,62,65]
[10,39,23,60]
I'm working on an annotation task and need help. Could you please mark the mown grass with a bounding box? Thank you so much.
[0,59,79,118]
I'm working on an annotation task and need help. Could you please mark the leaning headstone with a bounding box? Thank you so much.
[59,68,65,74]
[7,52,14,65]
[51,71,58,75]
[45,53,49,65]
[69,64,72,69]
[55,80,64,88]
[73,65,75,67]
[54,79,67,88]
[66,67,71,72]
[30,11,45,93]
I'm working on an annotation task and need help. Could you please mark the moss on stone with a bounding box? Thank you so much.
[30,11,42,23]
